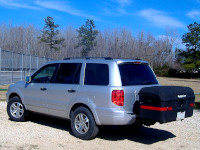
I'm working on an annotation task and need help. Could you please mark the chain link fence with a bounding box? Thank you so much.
[0,48,54,85]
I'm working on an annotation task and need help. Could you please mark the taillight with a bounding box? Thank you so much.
[190,103,194,107]
[112,90,124,106]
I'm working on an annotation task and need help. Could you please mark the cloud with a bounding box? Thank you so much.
[0,0,100,20]
[196,0,200,3]
[186,10,200,20]
[102,0,132,16]
[0,0,39,10]
[35,1,99,20]
[114,0,132,6]
[138,9,185,29]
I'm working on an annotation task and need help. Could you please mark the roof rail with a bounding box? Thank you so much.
[63,57,113,60]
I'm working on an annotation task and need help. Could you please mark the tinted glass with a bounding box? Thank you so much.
[32,64,57,83]
[118,63,158,86]
[55,63,81,84]
[84,63,109,86]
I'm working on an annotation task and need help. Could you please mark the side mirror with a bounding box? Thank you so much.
[25,76,31,83]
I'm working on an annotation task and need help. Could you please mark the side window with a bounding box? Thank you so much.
[55,63,81,84]
[32,64,57,83]
[84,63,109,86]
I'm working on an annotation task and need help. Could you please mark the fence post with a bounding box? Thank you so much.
[29,55,32,76]
[0,48,1,85]
[43,57,45,65]
[37,56,39,69]
[11,51,14,84]
[0,48,1,72]
[21,53,24,80]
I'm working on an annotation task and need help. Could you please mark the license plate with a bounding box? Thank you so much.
[176,111,185,120]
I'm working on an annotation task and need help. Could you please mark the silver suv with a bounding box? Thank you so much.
[6,58,159,140]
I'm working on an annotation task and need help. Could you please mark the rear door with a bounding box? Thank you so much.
[118,62,159,114]
[47,63,82,118]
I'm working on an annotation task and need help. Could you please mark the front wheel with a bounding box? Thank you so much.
[7,96,27,122]
[71,106,99,140]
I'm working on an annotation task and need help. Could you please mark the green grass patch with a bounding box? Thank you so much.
[0,89,7,91]
[0,99,5,102]
[29,145,39,150]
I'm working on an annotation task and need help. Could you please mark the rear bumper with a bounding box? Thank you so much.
[95,107,136,125]
[139,104,194,123]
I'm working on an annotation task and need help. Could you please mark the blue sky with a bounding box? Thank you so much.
[0,0,199,38]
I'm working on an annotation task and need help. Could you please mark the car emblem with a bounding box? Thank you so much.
[178,95,186,98]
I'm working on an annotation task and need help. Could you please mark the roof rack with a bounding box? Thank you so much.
[63,57,113,60]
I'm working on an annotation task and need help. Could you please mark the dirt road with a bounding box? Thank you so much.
[0,101,200,150]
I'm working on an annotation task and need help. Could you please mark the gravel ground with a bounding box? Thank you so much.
[0,102,200,150]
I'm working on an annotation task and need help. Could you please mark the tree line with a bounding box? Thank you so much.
[0,16,199,77]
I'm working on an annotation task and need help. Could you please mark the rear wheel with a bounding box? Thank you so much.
[7,96,27,122]
[71,106,99,140]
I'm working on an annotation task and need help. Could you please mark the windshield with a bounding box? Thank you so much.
[118,63,158,86]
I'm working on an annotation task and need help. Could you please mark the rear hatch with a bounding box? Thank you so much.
[117,61,159,114]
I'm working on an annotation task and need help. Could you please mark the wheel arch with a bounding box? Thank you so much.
[7,92,27,109]
[70,103,101,125]
[9,93,21,100]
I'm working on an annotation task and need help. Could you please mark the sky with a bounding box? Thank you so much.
[0,0,199,40]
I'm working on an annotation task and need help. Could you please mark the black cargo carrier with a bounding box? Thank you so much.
[139,86,195,123]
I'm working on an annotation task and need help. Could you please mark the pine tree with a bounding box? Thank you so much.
[176,22,200,73]
[38,16,65,58]
[76,19,99,57]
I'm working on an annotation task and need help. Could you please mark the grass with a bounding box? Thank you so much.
[29,145,39,150]
[157,77,200,109]
[0,89,7,91]
[0,89,7,101]
[0,85,8,101]
[195,95,200,102]
[17,146,24,150]
[0,85,9,89]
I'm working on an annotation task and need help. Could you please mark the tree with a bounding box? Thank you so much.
[176,22,200,72]
[76,19,99,57]
[38,16,65,58]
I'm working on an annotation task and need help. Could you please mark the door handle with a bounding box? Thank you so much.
[40,87,47,91]
[68,89,76,93]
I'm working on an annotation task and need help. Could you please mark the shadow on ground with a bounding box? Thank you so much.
[98,126,175,144]
[28,113,71,132]
[28,113,175,144]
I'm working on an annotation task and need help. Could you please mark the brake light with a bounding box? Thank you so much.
[190,103,194,107]
[134,61,141,64]
[112,90,124,106]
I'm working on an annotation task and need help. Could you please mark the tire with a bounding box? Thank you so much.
[7,96,27,122]
[71,106,99,140]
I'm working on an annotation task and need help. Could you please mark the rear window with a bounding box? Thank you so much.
[118,63,158,86]
[84,63,109,86]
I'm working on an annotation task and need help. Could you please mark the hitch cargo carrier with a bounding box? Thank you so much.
[139,86,195,123]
